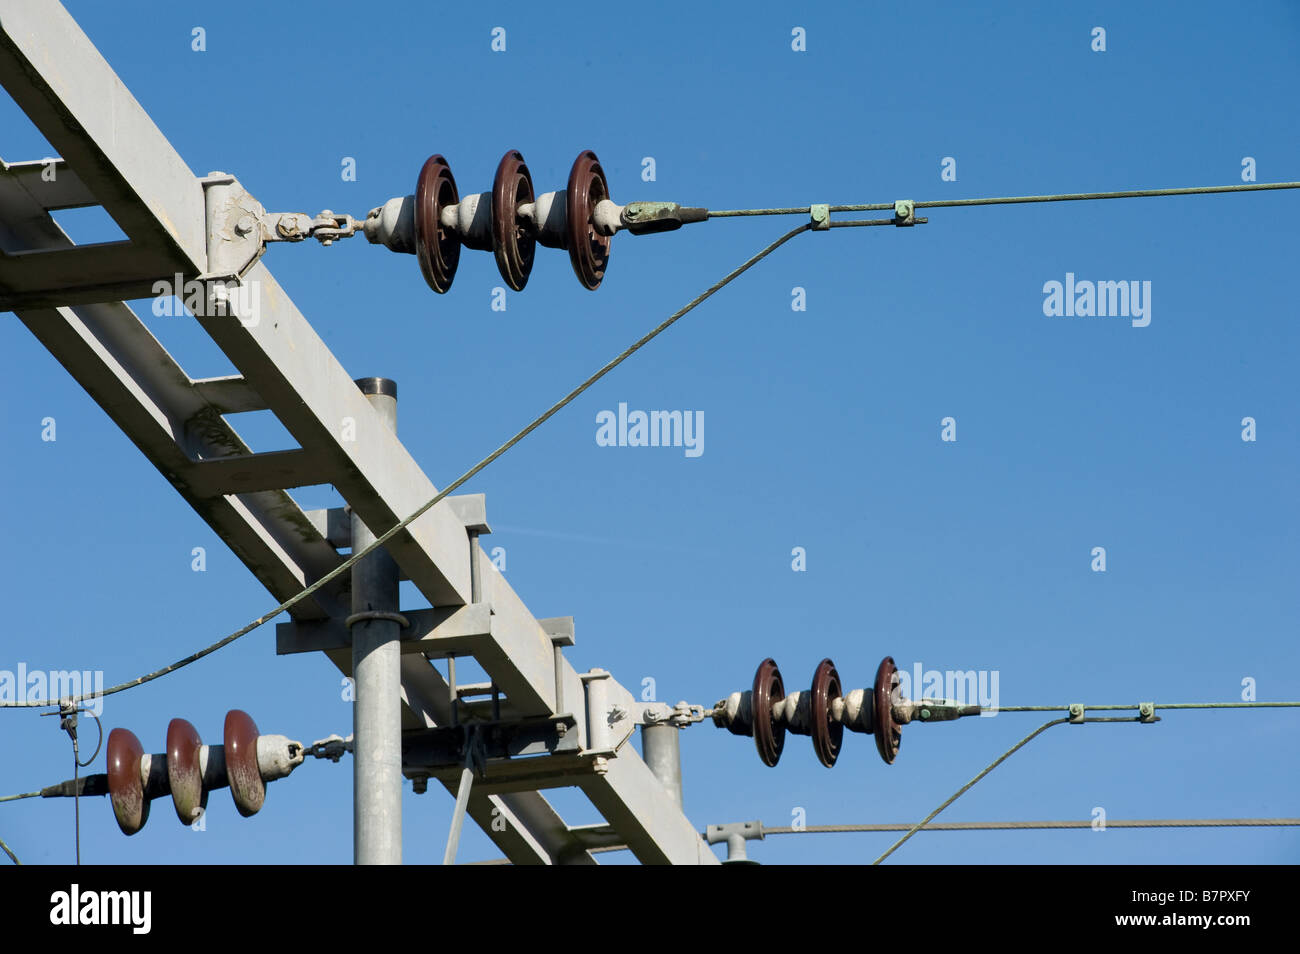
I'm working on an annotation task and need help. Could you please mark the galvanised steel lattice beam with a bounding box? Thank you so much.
[0,0,714,865]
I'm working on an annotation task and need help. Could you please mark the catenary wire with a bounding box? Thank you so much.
[4,184,1297,710]
[766,818,1300,834]
[873,717,1072,865]
[7,179,1298,708]
[707,180,1300,217]
[0,223,812,708]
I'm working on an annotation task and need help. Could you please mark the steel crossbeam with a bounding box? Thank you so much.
[0,0,716,865]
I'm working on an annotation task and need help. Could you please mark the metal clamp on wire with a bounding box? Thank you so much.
[305,734,353,762]
[267,209,366,245]
[893,200,916,226]
[620,201,710,235]
[344,611,410,630]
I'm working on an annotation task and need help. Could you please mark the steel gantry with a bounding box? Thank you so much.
[0,0,716,864]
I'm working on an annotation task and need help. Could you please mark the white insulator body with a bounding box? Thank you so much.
[592,198,624,237]
[363,195,416,253]
[522,190,569,248]
[778,690,812,733]
[256,734,304,781]
[446,192,494,251]
[840,689,871,732]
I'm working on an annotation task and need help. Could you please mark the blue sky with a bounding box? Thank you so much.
[1,0,1297,864]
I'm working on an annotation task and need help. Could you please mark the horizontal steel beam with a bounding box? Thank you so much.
[0,0,206,272]
[2,0,716,864]
[187,447,329,497]
[277,604,492,656]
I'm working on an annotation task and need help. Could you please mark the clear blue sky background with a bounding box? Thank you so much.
[2,0,1297,865]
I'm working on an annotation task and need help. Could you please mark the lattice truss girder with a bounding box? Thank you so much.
[0,0,715,865]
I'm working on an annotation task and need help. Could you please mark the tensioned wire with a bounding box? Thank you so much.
[707,180,1300,217]
[0,221,824,708]
[767,818,1300,833]
[5,180,1298,709]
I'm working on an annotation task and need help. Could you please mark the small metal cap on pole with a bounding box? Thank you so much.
[705,821,764,864]
[350,376,403,865]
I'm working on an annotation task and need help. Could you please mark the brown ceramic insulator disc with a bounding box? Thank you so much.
[874,656,902,765]
[414,154,460,293]
[167,717,207,825]
[107,727,149,835]
[810,658,845,768]
[566,149,612,290]
[224,709,265,817]
[491,149,536,291]
[752,657,786,767]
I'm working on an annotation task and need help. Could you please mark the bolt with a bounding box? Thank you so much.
[412,775,428,795]
[234,214,256,236]
[920,708,931,720]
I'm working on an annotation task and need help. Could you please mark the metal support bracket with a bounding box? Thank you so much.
[893,199,916,226]
[705,820,764,864]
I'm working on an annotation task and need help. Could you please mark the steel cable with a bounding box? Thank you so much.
[0,223,813,708]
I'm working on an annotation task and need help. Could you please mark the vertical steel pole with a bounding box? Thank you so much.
[641,724,683,806]
[351,377,402,865]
